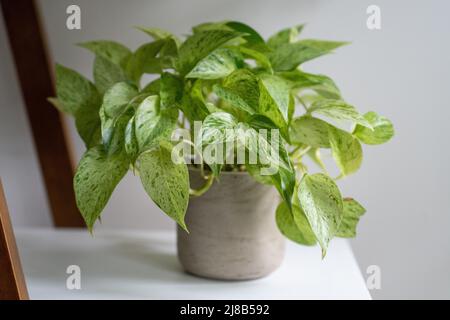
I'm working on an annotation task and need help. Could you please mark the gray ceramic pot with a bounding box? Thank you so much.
[177,168,285,280]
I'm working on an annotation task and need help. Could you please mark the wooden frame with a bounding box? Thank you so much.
[0,180,29,300]
[0,0,84,227]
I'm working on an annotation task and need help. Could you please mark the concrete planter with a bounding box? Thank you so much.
[177,168,285,280]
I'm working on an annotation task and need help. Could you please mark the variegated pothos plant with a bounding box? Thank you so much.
[49,22,394,257]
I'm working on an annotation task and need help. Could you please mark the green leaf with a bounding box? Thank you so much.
[258,77,289,139]
[276,201,317,245]
[134,95,177,151]
[141,78,161,95]
[309,99,372,129]
[353,111,394,145]
[126,41,166,84]
[176,30,243,76]
[54,64,101,115]
[290,116,331,148]
[198,112,238,176]
[78,41,131,67]
[336,198,366,238]
[159,73,183,109]
[328,126,363,176]
[135,26,181,46]
[198,112,238,145]
[102,82,138,118]
[267,24,304,48]
[279,70,341,99]
[269,40,347,71]
[225,21,266,48]
[223,69,260,110]
[138,141,189,230]
[93,55,128,94]
[53,64,102,148]
[307,148,328,173]
[180,80,210,122]
[74,145,129,231]
[213,84,256,115]
[75,104,102,148]
[186,48,239,79]
[241,118,295,208]
[298,173,343,257]
[259,74,291,123]
[300,39,349,52]
[124,115,138,161]
[100,82,138,150]
[239,46,272,70]
[79,41,132,93]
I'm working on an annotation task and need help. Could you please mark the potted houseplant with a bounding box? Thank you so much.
[49,21,394,280]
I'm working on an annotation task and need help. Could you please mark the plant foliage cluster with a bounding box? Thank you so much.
[50,21,394,257]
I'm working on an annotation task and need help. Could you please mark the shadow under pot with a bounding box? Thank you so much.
[177,168,285,280]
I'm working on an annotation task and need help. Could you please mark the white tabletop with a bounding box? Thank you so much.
[15,228,371,300]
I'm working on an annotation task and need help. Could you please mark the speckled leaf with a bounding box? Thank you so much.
[99,82,138,150]
[279,70,341,99]
[328,126,363,176]
[78,41,131,67]
[267,24,304,48]
[74,145,129,231]
[102,82,138,118]
[54,64,101,115]
[336,198,366,238]
[300,39,349,52]
[225,21,266,48]
[160,72,183,109]
[276,201,317,245]
[258,78,289,139]
[176,30,242,76]
[198,112,238,176]
[290,116,331,148]
[53,64,102,147]
[124,115,138,160]
[239,46,272,70]
[353,111,394,145]
[142,78,161,95]
[138,141,189,230]
[186,48,239,79]
[126,40,165,84]
[270,40,347,71]
[136,26,181,46]
[213,84,256,115]
[134,95,177,151]
[79,41,132,93]
[260,74,291,123]
[298,173,343,257]
[240,119,295,208]
[309,99,372,129]
[180,81,210,122]
[93,55,128,93]
[75,104,102,148]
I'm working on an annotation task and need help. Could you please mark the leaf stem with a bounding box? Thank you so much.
[189,174,214,197]
[297,96,309,112]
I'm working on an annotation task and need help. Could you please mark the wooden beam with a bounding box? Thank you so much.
[0,0,84,227]
[0,180,29,300]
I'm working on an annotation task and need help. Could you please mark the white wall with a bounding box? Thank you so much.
[1,0,449,299]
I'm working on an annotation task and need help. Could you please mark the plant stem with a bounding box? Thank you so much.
[189,174,214,197]
[297,96,309,112]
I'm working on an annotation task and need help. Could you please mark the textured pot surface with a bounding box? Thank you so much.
[177,169,285,280]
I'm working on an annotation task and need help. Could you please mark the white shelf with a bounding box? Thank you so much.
[15,228,371,300]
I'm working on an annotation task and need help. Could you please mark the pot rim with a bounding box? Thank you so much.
[187,165,249,175]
